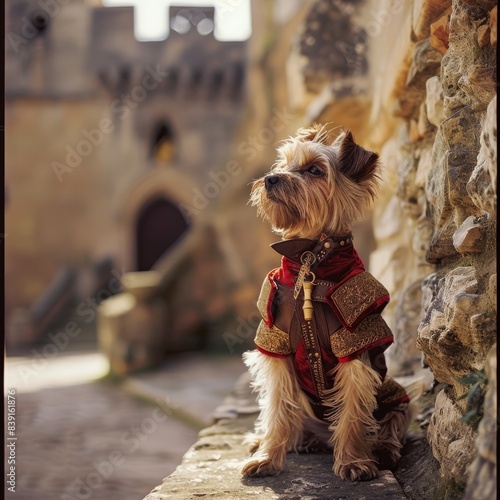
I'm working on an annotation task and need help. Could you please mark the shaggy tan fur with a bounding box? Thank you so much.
[249,124,380,240]
[241,350,314,476]
[325,352,381,481]
[243,125,412,482]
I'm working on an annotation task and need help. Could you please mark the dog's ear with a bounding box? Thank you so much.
[336,131,379,183]
[294,123,331,145]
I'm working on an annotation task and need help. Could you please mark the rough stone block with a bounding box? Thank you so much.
[425,221,458,264]
[477,23,491,48]
[464,344,497,500]
[428,389,476,486]
[441,1,493,114]
[417,263,495,401]
[417,268,479,386]
[430,8,452,54]
[460,0,497,10]
[398,154,424,219]
[452,215,486,254]
[412,0,452,41]
[467,95,497,214]
[434,108,483,215]
[390,280,427,376]
[490,6,497,46]
[425,75,445,127]
[415,145,433,188]
[417,100,435,137]
[406,38,443,91]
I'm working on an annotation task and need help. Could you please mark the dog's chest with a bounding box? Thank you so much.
[272,277,343,397]
[254,255,394,412]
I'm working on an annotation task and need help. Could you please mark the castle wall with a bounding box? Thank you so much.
[5,1,247,336]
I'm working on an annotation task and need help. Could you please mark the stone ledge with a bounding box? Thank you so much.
[144,374,407,499]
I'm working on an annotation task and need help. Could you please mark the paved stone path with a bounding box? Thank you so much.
[4,352,247,500]
[5,378,198,500]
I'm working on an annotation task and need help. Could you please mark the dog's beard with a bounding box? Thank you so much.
[251,180,304,237]
[250,176,334,240]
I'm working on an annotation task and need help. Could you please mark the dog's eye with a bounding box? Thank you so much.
[307,165,323,176]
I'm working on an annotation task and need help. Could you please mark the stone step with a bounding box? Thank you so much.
[143,370,408,500]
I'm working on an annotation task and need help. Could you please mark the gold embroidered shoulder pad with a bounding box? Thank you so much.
[257,274,276,326]
[327,271,389,330]
[254,320,292,356]
[329,314,393,361]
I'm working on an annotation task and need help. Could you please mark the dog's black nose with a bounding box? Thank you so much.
[264,175,280,190]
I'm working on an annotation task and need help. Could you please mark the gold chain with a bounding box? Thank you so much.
[294,251,316,299]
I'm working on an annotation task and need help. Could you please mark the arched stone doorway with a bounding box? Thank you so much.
[135,197,189,271]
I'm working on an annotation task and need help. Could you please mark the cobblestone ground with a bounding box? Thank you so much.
[5,358,200,500]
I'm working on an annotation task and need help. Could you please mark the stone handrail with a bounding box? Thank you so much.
[98,223,207,374]
[29,267,77,340]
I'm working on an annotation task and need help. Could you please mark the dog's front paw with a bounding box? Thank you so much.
[242,458,284,477]
[335,462,378,482]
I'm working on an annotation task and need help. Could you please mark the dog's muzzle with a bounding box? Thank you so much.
[264,175,280,190]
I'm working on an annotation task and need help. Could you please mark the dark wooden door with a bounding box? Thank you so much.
[136,197,189,271]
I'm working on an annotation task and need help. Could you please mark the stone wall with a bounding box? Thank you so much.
[281,0,497,496]
[378,1,496,494]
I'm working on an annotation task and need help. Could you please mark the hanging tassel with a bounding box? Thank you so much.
[302,279,314,320]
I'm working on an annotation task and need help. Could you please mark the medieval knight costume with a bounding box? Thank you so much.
[253,234,409,421]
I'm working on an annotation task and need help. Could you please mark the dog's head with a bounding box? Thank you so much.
[250,124,381,240]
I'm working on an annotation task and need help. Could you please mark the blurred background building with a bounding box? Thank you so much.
[5,0,251,363]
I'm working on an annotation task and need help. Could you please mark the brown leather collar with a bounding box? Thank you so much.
[270,233,353,269]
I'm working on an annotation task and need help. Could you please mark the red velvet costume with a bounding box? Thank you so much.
[253,235,409,421]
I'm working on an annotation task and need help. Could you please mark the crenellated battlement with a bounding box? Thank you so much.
[6,1,247,103]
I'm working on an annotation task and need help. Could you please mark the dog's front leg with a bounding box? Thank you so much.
[326,352,382,481]
[241,350,306,477]
[374,403,411,469]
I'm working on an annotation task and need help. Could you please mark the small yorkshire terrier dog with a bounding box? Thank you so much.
[241,124,411,482]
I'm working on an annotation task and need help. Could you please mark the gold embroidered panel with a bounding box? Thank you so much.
[329,314,392,359]
[257,277,273,324]
[254,321,292,356]
[329,271,389,327]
